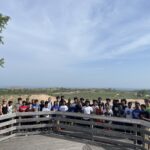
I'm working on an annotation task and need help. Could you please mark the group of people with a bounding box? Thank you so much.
[0,96,149,121]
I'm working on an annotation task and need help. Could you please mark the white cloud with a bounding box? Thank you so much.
[3,0,150,63]
[1,0,150,88]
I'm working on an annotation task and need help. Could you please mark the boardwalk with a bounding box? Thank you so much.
[0,135,97,150]
[0,135,126,150]
[0,112,149,150]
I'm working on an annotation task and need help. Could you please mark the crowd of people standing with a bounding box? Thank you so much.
[0,96,149,121]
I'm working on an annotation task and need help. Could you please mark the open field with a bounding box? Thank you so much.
[0,88,149,104]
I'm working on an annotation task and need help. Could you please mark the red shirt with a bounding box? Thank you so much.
[19,105,29,112]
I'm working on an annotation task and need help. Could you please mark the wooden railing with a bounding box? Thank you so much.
[0,112,150,150]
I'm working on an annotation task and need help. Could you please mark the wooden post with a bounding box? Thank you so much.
[133,124,137,147]
[18,116,21,133]
[143,126,150,150]
[49,113,52,134]
[10,116,13,135]
[90,118,94,141]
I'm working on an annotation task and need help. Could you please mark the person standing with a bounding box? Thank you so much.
[92,100,99,114]
[59,96,66,106]
[59,101,68,112]
[69,97,78,112]
[82,100,93,120]
[112,99,120,117]
[2,99,8,114]
[47,97,52,111]
[51,101,59,111]
[120,99,127,117]
[103,104,113,117]
[32,99,40,112]
[8,101,13,114]
[19,101,29,112]
[141,99,150,121]
[132,102,141,119]
[42,102,50,118]
[124,102,133,119]
[98,97,104,111]
[39,100,45,111]
[16,97,22,112]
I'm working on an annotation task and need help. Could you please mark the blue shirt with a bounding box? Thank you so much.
[132,109,141,119]
[51,105,59,111]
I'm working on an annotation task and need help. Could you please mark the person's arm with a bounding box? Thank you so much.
[141,111,150,121]
[142,117,150,122]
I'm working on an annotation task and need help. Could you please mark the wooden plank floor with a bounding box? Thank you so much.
[0,135,103,150]
[0,134,135,150]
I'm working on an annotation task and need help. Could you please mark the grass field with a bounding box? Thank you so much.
[0,88,150,103]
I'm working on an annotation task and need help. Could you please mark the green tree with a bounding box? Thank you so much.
[0,13,10,67]
[137,90,147,98]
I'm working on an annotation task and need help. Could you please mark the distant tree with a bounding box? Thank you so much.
[137,90,147,98]
[0,13,10,67]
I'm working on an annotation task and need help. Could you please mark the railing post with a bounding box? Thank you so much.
[18,115,21,134]
[141,125,144,150]
[133,124,138,149]
[48,113,52,134]
[53,114,60,133]
[10,116,14,135]
[90,118,94,141]
[143,126,150,150]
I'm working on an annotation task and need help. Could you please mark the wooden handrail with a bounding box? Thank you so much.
[0,112,149,150]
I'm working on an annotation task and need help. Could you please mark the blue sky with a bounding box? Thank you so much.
[0,0,150,89]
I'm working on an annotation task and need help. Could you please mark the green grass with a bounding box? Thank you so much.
[0,88,150,103]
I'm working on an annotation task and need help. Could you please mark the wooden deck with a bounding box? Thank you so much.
[0,135,110,150]
[0,112,149,150]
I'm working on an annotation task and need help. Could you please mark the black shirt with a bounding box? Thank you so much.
[2,105,8,114]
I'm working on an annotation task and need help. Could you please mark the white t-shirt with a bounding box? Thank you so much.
[82,106,93,120]
[42,107,50,112]
[59,105,68,112]
[124,107,133,119]
[42,107,50,118]
[8,105,13,114]
[82,106,93,115]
